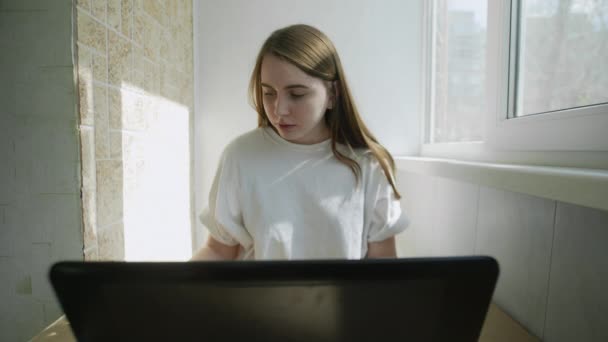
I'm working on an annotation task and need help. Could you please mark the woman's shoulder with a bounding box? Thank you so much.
[222,127,268,159]
[349,148,392,182]
[340,145,376,165]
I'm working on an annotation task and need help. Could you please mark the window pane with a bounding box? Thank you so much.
[432,0,487,143]
[516,0,608,116]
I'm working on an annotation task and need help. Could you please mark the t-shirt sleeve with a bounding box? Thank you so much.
[364,157,410,243]
[199,143,253,248]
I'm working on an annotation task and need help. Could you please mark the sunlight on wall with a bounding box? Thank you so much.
[121,83,191,261]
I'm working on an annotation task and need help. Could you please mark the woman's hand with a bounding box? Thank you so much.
[190,236,240,261]
[366,236,397,258]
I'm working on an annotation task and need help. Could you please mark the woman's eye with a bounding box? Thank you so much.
[290,93,306,98]
[263,92,275,97]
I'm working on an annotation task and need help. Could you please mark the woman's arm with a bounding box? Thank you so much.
[190,236,240,261]
[366,236,397,258]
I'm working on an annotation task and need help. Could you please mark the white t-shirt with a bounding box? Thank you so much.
[199,126,409,260]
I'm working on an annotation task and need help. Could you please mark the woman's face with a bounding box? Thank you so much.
[260,54,334,145]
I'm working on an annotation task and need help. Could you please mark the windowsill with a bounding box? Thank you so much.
[395,156,608,212]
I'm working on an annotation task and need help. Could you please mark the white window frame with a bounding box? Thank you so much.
[421,0,608,169]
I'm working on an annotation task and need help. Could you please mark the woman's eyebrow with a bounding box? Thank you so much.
[261,82,310,90]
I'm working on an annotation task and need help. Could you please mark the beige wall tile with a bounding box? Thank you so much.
[132,7,145,47]
[96,160,123,228]
[122,90,146,131]
[181,9,193,33]
[122,132,144,160]
[167,28,178,64]
[93,85,110,159]
[78,78,94,126]
[131,46,146,90]
[122,158,136,182]
[159,63,170,99]
[77,43,93,73]
[167,0,177,20]
[179,19,193,64]
[174,25,189,71]
[91,0,107,23]
[109,89,147,132]
[121,0,133,38]
[77,9,107,53]
[169,65,179,87]
[97,221,125,260]
[122,159,145,190]
[77,47,95,126]
[167,85,179,102]
[84,246,99,261]
[110,131,122,159]
[82,188,97,250]
[108,87,122,130]
[143,59,160,94]
[177,0,188,19]
[108,30,132,86]
[143,16,161,61]
[80,126,96,190]
[107,0,121,31]
[177,48,186,74]
[77,0,91,11]
[143,0,164,26]
[132,45,146,72]
[185,45,193,74]
[179,73,193,108]
[160,28,170,63]
[122,163,136,210]
[92,53,107,83]
[74,0,194,264]
[183,0,192,16]
[131,71,145,91]
[142,96,157,125]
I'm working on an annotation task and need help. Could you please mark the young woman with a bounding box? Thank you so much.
[191,24,408,261]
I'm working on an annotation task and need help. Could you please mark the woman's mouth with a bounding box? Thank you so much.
[278,123,296,130]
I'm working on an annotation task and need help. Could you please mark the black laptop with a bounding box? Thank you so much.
[49,256,498,342]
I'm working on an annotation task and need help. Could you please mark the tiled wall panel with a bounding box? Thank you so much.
[475,186,555,338]
[76,0,194,260]
[396,170,437,257]
[544,203,608,342]
[433,177,478,256]
[0,1,82,340]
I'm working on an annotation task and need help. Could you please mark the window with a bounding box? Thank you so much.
[513,0,608,117]
[423,0,608,165]
[427,0,488,143]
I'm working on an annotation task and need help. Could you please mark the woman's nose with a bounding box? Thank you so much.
[275,95,290,116]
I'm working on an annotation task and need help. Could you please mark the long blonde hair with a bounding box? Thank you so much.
[248,24,401,199]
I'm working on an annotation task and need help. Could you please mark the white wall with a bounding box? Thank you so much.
[193,0,423,247]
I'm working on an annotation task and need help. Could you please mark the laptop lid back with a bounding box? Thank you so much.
[50,256,498,342]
